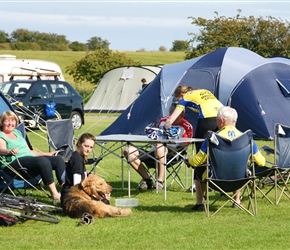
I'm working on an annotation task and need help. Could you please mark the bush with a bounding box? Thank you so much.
[66,49,141,85]
[0,43,11,50]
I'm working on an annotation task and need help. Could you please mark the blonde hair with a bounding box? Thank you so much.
[174,85,194,97]
[0,110,19,130]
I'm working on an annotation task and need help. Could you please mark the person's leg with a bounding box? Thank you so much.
[155,143,168,183]
[44,155,66,185]
[195,118,218,152]
[9,156,60,201]
[123,146,151,180]
[234,189,241,203]
[191,167,206,211]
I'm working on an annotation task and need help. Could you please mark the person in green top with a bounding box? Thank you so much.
[0,110,66,204]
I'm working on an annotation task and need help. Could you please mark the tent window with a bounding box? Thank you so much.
[277,79,290,97]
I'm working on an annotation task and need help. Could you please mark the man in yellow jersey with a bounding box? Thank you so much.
[186,106,266,211]
[164,86,223,152]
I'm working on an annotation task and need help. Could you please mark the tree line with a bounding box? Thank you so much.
[3,11,290,87]
[66,11,290,87]
[0,28,187,52]
[185,10,290,58]
[0,29,110,51]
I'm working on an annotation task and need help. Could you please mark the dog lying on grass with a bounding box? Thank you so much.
[63,174,132,218]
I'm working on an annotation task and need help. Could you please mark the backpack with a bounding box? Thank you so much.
[45,102,56,117]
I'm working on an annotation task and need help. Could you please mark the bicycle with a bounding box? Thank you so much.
[0,194,61,224]
[6,95,62,133]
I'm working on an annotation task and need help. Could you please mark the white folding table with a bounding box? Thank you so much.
[95,134,204,200]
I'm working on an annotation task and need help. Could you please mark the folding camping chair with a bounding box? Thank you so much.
[46,119,102,175]
[204,130,257,217]
[46,119,75,161]
[258,123,290,204]
[0,123,50,197]
[142,144,190,190]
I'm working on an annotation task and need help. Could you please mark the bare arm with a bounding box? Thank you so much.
[30,149,56,156]
[0,138,12,155]
[164,109,182,129]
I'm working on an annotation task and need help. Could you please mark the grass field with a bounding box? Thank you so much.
[1,115,289,250]
[0,51,289,249]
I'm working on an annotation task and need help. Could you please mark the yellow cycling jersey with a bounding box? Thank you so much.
[188,126,266,167]
[176,89,223,118]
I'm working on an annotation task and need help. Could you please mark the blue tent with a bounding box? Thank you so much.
[101,47,290,140]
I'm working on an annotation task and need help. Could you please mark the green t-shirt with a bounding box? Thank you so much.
[0,129,35,169]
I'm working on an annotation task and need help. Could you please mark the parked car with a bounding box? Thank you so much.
[0,78,85,130]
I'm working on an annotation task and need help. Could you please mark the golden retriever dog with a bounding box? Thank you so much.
[63,174,132,218]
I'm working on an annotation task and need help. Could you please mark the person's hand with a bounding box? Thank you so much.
[10,148,18,155]
[182,158,192,168]
[50,151,59,156]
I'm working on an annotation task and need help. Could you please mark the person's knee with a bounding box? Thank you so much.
[123,147,129,155]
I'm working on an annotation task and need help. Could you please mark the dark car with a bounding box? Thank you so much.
[0,78,85,130]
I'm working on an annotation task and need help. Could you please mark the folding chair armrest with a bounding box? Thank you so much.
[87,157,102,165]
[261,145,274,155]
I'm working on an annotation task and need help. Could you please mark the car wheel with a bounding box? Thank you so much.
[70,111,82,130]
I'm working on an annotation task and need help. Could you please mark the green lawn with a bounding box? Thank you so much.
[1,115,289,250]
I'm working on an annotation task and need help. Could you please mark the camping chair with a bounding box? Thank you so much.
[46,119,102,175]
[259,123,290,204]
[0,123,50,197]
[46,119,75,161]
[249,165,277,205]
[142,144,190,190]
[204,130,257,217]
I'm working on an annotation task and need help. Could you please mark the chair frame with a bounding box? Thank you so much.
[0,122,50,197]
[260,123,290,204]
[142,143,190,190]
[204,130,257,217]
[253,165,277,205]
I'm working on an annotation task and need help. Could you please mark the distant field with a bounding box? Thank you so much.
[0,50,186,86]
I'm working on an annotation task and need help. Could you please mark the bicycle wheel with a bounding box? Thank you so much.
[21,210,60,224]
[0,194,61,224]
[35,109,62,133]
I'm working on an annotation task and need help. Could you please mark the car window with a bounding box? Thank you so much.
[0,82,12,94]
[0,82,31,96]
[51,82,71,97]
[13,83,32,95]
[30,83,49,99]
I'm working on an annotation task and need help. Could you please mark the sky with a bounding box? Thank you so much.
[1,0,290,51]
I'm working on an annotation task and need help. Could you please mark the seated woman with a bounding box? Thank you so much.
[0,110,66,204]
[61,133,110,209]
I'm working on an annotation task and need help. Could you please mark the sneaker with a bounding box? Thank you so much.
[232,202,240,209]
[136,179,152,191]
[186,185,196,192]
[191,204,204,211]
[153,181,164,190]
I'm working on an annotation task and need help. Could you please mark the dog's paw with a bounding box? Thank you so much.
[121,208,132,216]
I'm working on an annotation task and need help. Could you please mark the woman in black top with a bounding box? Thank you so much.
[61,133,111,207]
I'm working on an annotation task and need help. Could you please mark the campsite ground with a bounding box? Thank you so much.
[0,51,288,249]
[1,115,288,250]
